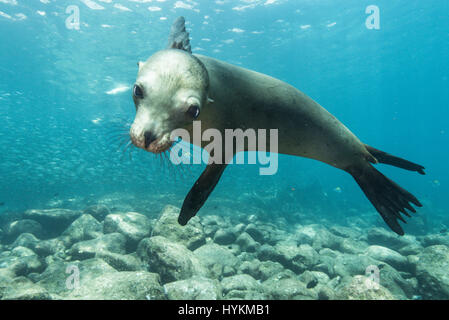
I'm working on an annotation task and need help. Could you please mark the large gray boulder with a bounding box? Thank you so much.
[151,205,206,250]
[24,209,81,237]
[364,245,410,271]
[221,274,265,299]
[416,245,449,299]
[295,225,342,250]
[66,271,165,300]
[335,275,394,300]
[103,211,152,251]
[262,273,315,300]
[164,277,222,300]
[83,204,110,222]
[69,233,126,260]
[137,236,207,284]
[3,220,44,242]
[37,258,117,296]
[236,232,260,253]
[61,214,102,246]
[273,242,319,273]
[34,238,66,257]
[0,247,44,278]
[11,233,40,251]
[95,251,143,271]
[193,243,238,279]
[213,229,236,245]
[419,234,449,248]
[1,277,52,300]
[365,227,413,250]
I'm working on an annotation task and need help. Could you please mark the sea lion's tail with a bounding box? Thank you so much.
[365,144,425,175]
[347,164,423,235]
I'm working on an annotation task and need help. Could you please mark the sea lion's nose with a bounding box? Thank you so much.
[144,131,157,148]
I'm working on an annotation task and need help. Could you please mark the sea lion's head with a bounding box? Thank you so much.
[130,49,210,153]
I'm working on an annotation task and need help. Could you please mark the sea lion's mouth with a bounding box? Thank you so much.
[145,139,173,154]
[130,130,173,154]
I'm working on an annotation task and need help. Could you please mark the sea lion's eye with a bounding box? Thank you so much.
[133,85,143,98]
[187,105,200,119]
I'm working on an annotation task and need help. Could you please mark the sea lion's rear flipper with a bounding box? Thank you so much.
[347,164,423,235]
[167,16,191,53]
[365,145,425,175]
[178,163,228,226]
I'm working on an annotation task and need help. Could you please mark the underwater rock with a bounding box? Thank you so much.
[34,238,66,257]
[0,252,27,279]
[232,223,246,236]
[332,253,380,280]
[257,261,285,281]
[0,246,44,278]
[137,236,207,284]
[4,220,44,242]
[262,273,314,300]
[66,271,165,300]
[295,225,342,251]
[152,205,206,250]
[298,270,330,288]
[164,276,222,300]
[237,259,261,279]
[10,246,45,275]
[236,232,260,253]
[95,251,143,272]
[335,275,394,300]
[257,244,282,262]
[337,238,369,254]
[201,215,227,238]
[315,249,340,278]
[83,205,111,222]
[375,263,415,299]
[221,274,263,299]
[272,242,319,274]
[317,286,335,300]
[416,245,449,299]
[398,243,424,256]
[37,258,117,296]
[24,209,81,237]
[244,224,266,244]
[193,243,238,278]
[329,225,363,239]
[365,227,412,250]
[61,214,103,246]
[103,212,152,251]
[1,277,52,300]
[213,229,236,245]
[364,245,410,272]
[419,233,449,248]
[11,233,40,251]
[69,233,126,260]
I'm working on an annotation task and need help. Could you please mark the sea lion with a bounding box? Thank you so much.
[129,17,425,235]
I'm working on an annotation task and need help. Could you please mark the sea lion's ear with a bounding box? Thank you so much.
[137,61,144,70]
[166,16,192,53]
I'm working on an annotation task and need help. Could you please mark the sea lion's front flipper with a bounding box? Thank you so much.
[178,163,227,225]
[167,16,191,53]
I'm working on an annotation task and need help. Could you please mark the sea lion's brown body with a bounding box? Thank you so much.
[129,17,426,235]
[194,54,375,170]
